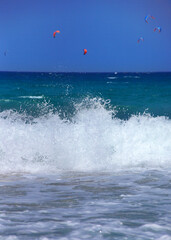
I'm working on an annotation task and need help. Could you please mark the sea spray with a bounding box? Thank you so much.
[0,98,170,174]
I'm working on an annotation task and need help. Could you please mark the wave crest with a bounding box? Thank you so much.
[0,98,170,173]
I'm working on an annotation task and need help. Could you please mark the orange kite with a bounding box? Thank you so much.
[53,30,60,38]
[83,49,87,55]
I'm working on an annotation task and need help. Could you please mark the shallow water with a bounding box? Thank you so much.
[0,170,171,240]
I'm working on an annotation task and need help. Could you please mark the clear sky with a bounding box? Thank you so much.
[0,0,171,72]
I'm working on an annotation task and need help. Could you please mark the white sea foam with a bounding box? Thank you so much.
[19,96,44,99]
[123,76,140,79]
[157,236,171,240]
[141,224,170,231]
[0,99,11,102]
[0,99,170,173]
[107,77,118,80]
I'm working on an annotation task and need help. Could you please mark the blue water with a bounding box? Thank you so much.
[0,72,171,119]
[0,72,171,239]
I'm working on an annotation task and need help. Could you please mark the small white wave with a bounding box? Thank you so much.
[123,76,140,79]
[0,99,11,102]
[141,224,170,231]
[19,96,44,99]
[107,77,118,80]
[107,81,117,84]
[156,236,171,240]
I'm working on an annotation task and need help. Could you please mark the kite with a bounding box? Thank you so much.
[154,27,161,32]
[145,15,155,23]
[83,49,87,55]
[137,37,144,43]
[53,30,60,38]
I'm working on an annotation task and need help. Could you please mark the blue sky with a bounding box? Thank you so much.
[0,0,171,72]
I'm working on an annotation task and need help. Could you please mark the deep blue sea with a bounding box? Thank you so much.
[0,72,171,240]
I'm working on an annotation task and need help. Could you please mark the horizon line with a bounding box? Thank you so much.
[0,71,171,74]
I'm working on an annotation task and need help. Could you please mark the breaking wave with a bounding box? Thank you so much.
[0,98,170,173]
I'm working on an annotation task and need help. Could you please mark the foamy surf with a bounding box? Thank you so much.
[0,99,170,174]
[19,96,44,99]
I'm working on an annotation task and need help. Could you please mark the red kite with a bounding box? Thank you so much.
[83,49,87,55]
[53,30,60,38]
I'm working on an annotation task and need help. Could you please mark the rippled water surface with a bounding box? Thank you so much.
[0,170,171,240]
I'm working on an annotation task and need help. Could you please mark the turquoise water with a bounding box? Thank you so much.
[0,72,171,239]
[0,72,171,119]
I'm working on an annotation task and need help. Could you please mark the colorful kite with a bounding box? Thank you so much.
[53,30,60,38]
[145,15,155,23]
[154,27,161,32]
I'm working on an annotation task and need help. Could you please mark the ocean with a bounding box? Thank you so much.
[0,72,171,239]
